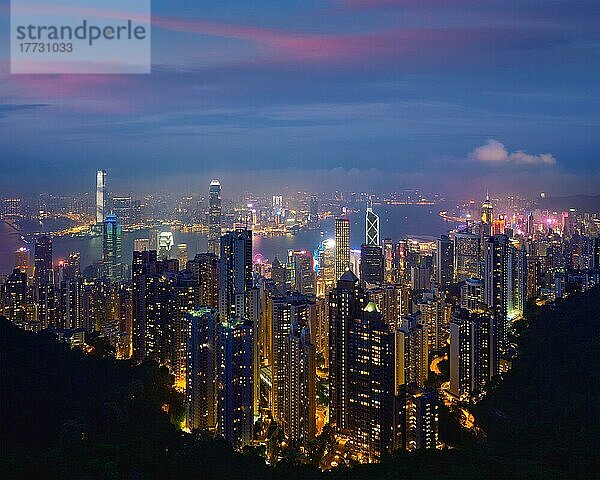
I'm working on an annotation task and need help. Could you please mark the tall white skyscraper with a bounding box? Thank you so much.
[208,180,222,256]
[96,170,106,224]
[365,197,380,246]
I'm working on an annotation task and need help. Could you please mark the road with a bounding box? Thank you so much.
[430,354,448,375]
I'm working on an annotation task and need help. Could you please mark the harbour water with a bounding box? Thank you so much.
[0,204,456,276]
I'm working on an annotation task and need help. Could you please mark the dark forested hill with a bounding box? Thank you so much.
[1,287,599,479]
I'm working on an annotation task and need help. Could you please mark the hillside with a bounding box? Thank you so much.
[1,287,599,479]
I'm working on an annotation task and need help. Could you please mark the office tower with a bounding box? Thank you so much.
[102,214,123,282]
[365,197,380,247]
[335,218,351,281]
[396,313,428,389]
[290,250,316,294]
[158,231,174,260]
[460,277,485,312]
[208,180,222,256]
[187,253,219,308]
[58,278,83,329]
[217,317,254,450]
[219,229,252,323]
[315,239,336,297]
[399,386,439,451]
[411,264,431,291]
[454,232,480,281]
[481,193,493,237]
[4,268,27,323]
[484,234,526,351]
[347,301,396,460]
[593,237,600,269]
[134,238,150,252]
[314,296,329,366]
[270,293,316,443]
[382,238,396,283]
[435,235,454,289]
[449,309,498,399]
[14,247,29,273]
[96,169,106,224]
[34,235,53,285]
[329,270,367,431]
[186,307,218,431]
[177,244,188,271]
[360,244,384,286]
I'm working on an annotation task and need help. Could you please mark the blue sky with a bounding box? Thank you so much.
[0,0,599,196]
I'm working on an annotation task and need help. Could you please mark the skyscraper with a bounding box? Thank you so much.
[435,235,454,289]
[177,244,188,271]
[34,235,53,285]
[396,313,429,389]
[360,244,384,286]
[365,197,380,247]
[481,193,494,237]
[208,180,222,256]
[219,229,252,323]
[329,270,366,431]
[270,292,316,444]
[96,169,106,224]
[347,301,396,460]
[290,250,316,294]
[186,307,219,431]
[454,232,480,281]
[335,218,350,281]
[449,309,498,399]
[187,253,219,308]
[217,317,254,450]
[102,214,123,282]
[14,247,29,273]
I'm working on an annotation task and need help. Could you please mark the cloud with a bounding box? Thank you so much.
[471,139,557,166]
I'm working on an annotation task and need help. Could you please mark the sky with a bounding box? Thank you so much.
[0,0,599,197]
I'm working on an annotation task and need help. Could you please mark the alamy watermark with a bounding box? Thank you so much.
[11,0,151,74]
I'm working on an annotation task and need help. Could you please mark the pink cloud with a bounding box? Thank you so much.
[471,140,557,166]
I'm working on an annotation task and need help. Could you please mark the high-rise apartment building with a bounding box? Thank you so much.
[219,229,252,323]
[102,214,122,282]
[334,218,350,281]
[435,235,454,289]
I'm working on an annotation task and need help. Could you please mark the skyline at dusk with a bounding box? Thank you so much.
[1,0,599,195]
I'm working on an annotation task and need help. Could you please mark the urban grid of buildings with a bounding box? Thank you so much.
[1,171,599,466]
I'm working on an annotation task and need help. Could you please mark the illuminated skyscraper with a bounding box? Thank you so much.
[398,386,439,451]
[217,317,254,450]
[454,232,480,281]
[481,192,493,237]
[329,270,366,431]
[335,218,350,281]
[396,313,428,389]
[208,180,222,256]
[186,307,218,431]
[134,238,149,252]
[449,309,498,399]
[271,293,316,441]
[14,247,29,273]
[96,169,106,224]
[289,250,315,294]
[347,301,396,460]
[187,253,219,308]
[177,244,188,271]
[365,197,380,247]
[4,268,27,323]
[219,229,252,323]
[360,244,384,286]
[34,235,53,285]
[435,235,454,289]
[102,214,123,282]
[158,231,174,260]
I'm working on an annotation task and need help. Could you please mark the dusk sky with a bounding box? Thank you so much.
[1,0,599,196]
